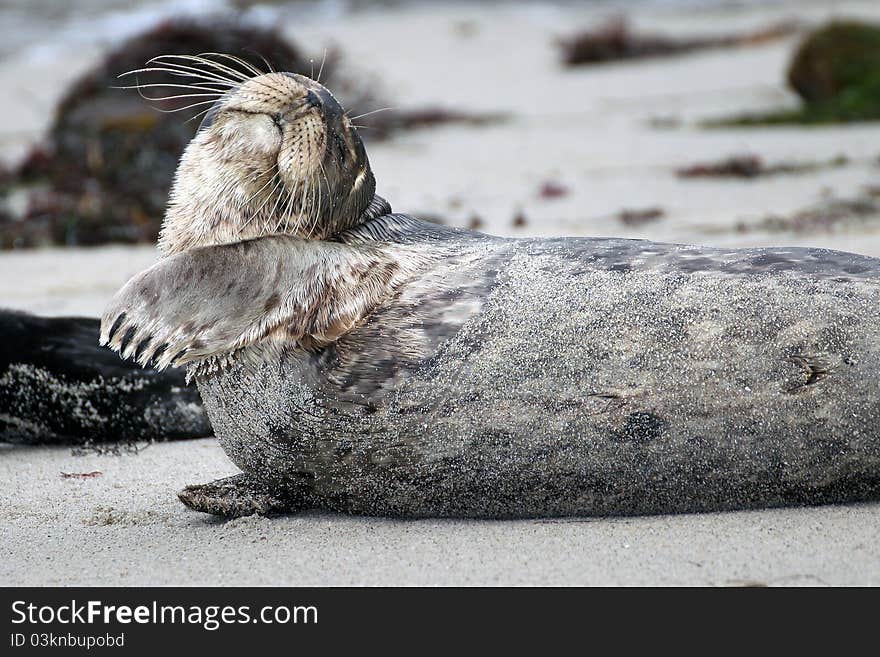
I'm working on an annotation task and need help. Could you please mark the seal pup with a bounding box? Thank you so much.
[101,55,880,518]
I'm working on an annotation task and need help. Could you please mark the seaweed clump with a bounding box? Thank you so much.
[559,18,797,66]
[711,21,880,126]
[677,154,849,179]
[733,193,880,234]
[365,107,508,140]
[787,21,880,122]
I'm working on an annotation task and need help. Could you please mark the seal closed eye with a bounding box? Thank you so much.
[102,54,880,519]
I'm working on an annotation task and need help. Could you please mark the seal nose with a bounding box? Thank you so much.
[304,87,345,124]
[305,90,321,110]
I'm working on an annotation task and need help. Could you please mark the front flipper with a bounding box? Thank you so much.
[178,474,302,518]
[100,236,418,375]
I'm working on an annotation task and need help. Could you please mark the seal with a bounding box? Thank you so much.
[101,55,880,518]
[0,309,209,444]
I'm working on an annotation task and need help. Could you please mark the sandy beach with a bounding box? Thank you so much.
[2,0,879,586]
[3,438,878,586]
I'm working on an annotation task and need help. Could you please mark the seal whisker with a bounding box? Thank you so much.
[275,182,296,233]
[316,48,328,83]
[149,99,224,114]
[312,161,331,236]
[241,188,280,233]
[242,174,285,233]
[347,107,396,121]
[307,178,319,238]
[141,60,240,85]
[301,180,312,237]
[319,161,331,205]
[287,176,304,233]
[200,52,265,78]
[275,159,303,233]
[274,180,293,234]
[152,54,250,82]
[153,54,248,81]
[303,174,316,235]
[265,175,290,234]
[112,83,228,94]
[294,176,309,235]
[123,64,238,86]
[242,168,280,209]
[190,80,234,88]
[126,92,225,103]
[308,178,321,238]
[183,104,221,125]
[122,64,227,82]
[243,49,276,74]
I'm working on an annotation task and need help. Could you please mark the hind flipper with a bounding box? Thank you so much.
[178,473,303,518]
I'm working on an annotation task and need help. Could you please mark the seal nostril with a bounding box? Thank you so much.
[305,90,321,110]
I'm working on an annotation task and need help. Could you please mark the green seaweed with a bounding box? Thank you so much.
[707,20,880,127]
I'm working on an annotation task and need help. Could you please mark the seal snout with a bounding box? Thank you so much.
[304,86,345,124]
[304,90,322,110]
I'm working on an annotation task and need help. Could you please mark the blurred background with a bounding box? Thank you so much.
[1,0,880,316]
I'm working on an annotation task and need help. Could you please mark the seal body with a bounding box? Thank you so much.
[195,216,880,517]
[97,62,880,517]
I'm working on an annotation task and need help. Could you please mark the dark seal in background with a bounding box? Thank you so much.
[0,309,209,444]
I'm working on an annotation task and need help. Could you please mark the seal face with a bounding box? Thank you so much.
[157,67,376,255]
[102,55,880,518]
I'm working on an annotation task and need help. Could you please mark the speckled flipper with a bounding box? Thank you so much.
[99,235,423,376]
[178,474,302,518]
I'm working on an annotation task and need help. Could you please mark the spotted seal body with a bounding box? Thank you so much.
[100,57,880,518]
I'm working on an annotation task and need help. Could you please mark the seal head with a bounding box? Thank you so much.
[159,71,376,254]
